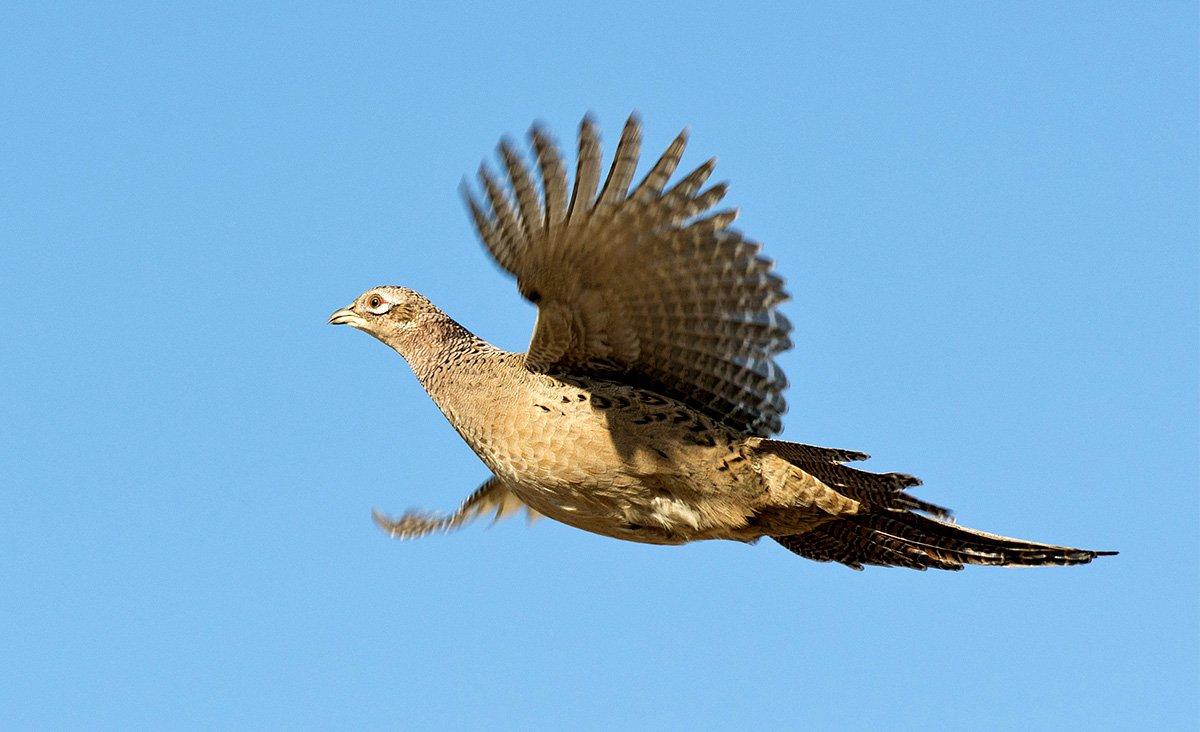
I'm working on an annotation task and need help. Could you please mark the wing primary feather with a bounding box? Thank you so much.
[372,476,540,540]
[690,208,739,233]
[460,179,502,253]
[687,183,729,216]
[498,137,542,238]
[476,163,525,273]
[597,113,642,209]
[663,158,717,204]
[478,163,516,231]
[633,127,689,201]
[569,114,601,219]
[529,124,568,228]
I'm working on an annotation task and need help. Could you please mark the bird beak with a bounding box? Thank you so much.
[328,307,366,328]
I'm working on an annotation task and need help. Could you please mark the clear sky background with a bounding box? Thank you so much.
[3,2,1197,729]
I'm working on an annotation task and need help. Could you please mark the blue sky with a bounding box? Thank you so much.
[3,2,1196,729]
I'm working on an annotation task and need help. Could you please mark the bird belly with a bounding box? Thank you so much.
[450,377,763,544]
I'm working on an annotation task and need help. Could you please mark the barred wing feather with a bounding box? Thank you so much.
[462,114,792,436]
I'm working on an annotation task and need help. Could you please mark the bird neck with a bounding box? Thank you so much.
[385,313,523,443]
[384,312,491,387]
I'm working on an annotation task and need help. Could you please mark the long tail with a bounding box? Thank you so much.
[775,511,1117,571]
[750,437,1116,571]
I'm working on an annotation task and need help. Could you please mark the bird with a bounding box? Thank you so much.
[328,114,1116,570]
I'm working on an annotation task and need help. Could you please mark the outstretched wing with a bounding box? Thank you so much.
[462,114,792,437]
[372,476,540,540]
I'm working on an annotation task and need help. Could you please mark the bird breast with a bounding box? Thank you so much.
[416,351,750,538]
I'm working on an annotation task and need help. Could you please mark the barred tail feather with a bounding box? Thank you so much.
[776,512,1117,571]
[750,437,952,518]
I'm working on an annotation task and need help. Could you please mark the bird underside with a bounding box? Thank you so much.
[372,432,1116,571]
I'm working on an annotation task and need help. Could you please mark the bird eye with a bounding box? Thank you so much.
[365,293,392,315]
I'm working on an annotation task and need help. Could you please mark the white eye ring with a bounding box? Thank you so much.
[366,295,392,315]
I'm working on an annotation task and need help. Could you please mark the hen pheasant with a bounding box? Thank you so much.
[329,114,1114,570]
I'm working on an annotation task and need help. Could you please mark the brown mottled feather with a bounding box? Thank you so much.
[530,125,567,228]
[631,127,687,202]
[498,138,542,238]
[464,114,791,436]
[569,115,601,219]
[596,115,641,210]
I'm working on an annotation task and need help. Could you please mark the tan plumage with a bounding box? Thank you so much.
[330,114,1115,570]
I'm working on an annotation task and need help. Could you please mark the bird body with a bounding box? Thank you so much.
[370,298,773,545]
[329,114,1115,570]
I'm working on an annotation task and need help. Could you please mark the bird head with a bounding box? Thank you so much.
[328,286,437,345]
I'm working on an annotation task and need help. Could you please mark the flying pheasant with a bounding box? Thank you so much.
[328,114,1115,570]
